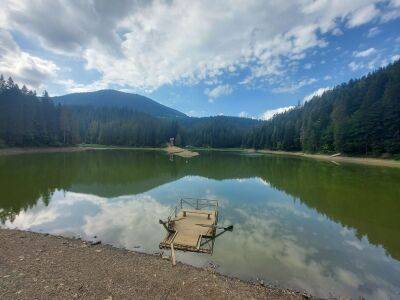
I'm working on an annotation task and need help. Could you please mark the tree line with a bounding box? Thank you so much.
[0,76,258,148]
[246,60,400,155]
[0,59,399,155]
[0,75,78,147]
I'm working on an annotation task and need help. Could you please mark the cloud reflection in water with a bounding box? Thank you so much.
[3,176,400,299]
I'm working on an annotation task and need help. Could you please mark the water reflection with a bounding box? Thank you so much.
[1,150,400,298]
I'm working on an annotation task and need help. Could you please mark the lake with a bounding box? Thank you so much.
[1,150,399,299]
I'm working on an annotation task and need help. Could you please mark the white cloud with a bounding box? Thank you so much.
[2,0,399,91]
[367,26,381,38]
[381,0,400,22]
[304,63,312,69]
[349,61,363,71]
[205,84,233,102]
[392,54,400,62]
[353,47,377,57]
[238,111,249,118]
[303,86,332,103]
[324,75,332,80]
[260,106,294,120]
[331,28,343,36]
[273,78,317,94]
[346,4,380,28]
[55,78,109,94]
[0,29,58,88]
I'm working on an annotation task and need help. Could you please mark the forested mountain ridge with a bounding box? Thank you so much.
[0,76,258,148]
[53,89,187,118]
[246,60,400,155]
[0,60,399,155]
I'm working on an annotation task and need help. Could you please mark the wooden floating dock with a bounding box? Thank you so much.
[159,198,232,254]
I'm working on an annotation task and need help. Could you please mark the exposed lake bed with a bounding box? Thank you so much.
[1,228,301,299]
[1,149,400,299]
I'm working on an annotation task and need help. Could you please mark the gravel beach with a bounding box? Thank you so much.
[0,229,304,299]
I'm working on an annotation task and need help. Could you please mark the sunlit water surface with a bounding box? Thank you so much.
[1,150,399,299]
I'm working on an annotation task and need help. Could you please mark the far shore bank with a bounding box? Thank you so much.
[256,149,400,168]
[0,229,303,299]
[1,145,399,168]
[0,146,91,156]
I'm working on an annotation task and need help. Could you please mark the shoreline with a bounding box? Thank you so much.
[257,149,400,168]
[0,147,91,156]
[0,228,303,299]
[0,145,399,168]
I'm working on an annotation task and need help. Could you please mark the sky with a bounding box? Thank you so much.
[0,0,400,119]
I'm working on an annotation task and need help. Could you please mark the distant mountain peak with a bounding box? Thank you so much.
[53,89,187,118]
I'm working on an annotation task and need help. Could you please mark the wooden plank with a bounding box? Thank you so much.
[171,243,176,266]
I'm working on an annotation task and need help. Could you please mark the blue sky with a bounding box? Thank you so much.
[1,1,400,119]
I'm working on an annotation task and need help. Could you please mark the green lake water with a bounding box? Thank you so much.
[0,150,399,298]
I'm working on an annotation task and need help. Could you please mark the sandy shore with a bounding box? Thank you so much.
[165,146,199,158]
[0,229,303,299]
[257,150,400,168]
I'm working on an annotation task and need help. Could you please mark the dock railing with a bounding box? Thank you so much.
[166,198,218,219]
[178,198,218,214]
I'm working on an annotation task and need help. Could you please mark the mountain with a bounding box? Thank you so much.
[53,89,187,118]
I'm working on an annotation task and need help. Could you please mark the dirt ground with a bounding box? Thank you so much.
[0,229,304,299]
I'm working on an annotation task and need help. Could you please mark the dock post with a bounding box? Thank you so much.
[171,243,176,266]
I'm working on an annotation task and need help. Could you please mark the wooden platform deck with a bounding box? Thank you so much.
[159,208,218,253]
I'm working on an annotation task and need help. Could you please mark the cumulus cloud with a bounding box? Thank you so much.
[3,1,137,55]
[2,0,399,91]
[0,29,58,88]
[303,86,332,103]
[392,54,400,62]
[260,106,295,120]
[346,4,380,28]
[353,47,377,57]
[273,78,317,94]
[205,84,233,102]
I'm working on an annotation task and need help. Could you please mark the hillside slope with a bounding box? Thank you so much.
[53,89,186,118]
[246,60,400,155]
